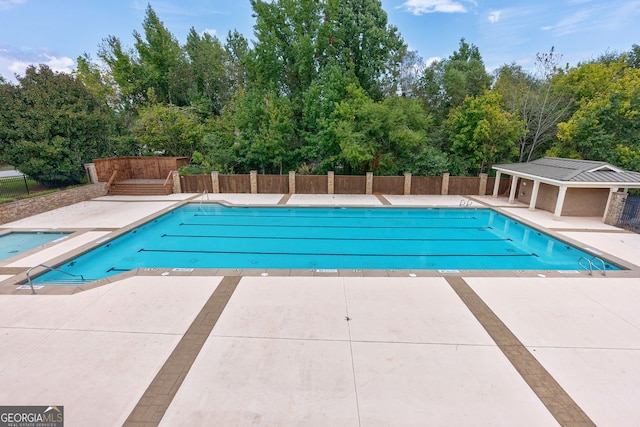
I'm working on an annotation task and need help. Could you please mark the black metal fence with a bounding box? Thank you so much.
[0,174,32,199]
[618,195,640,233]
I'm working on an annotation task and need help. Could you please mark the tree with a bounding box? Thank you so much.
[419,38,492,122]
[329,84,439,175]
[548,60,640,170]
[323,0,406,100]
[0,65,116,186]
[447,91,524,175]
[493,48,573,162]
[132,101,205,157]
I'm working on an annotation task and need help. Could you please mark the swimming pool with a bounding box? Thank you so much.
[0,231,70,261]
[34,204,621,284]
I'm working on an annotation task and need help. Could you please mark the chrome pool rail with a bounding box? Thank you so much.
[25,264,86,295]
[578,256,607,276]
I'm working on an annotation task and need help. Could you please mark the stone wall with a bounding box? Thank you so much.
[0,183,107,225]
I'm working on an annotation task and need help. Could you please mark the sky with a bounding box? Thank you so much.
[0,0,639,82]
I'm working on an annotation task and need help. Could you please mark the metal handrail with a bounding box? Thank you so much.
[578,256,607,276]
[25,264,86,295]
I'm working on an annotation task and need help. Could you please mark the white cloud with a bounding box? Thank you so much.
[425,56,441,67]
[3,52,74,80]
[400,0,470,15]
[488,10,501,24]
[0,0,26,11]
[202,28,217,37]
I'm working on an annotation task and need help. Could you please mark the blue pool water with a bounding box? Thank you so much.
[0,231,70,261]
[35,205,621,284]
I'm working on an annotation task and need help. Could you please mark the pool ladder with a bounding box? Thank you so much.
[25,264,86,295]
[459,199,472,206]
[578,256,607,276]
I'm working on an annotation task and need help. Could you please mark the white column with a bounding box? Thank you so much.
[553,186,568,219]
[508,175,519,204]
[529,180,541,212]
[492,171,502,197]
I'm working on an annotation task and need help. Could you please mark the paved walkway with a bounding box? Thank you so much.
[1,194,640,426]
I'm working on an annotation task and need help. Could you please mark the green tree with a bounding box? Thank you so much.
[419,38,492,122]
[323,0,406,100]
[132,102,205,157]
[0,65,116,186]
[330,85,439,175]
[447,91,524,175]
[548,60,640,170]
[133,5,190,106]
[493,48,572,162]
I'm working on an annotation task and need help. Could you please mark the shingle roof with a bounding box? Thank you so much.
[492,157,640,184]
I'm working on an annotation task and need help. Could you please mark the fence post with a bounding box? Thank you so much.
[441,173,450,195]
[328,171,335,195]
[603,191,628,225]
[478,173,488,195]
[250,170,258,194]
[211,171,220,193]
[366,172,373,195]
[403,172,412,195]
[289,171,296,194]
[172,171,181,193]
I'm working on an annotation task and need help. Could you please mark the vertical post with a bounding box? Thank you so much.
[478,173,488,195]
[23,174,30,195]
[366,172,373,195]
[288,171,296,194]
[250,170,258,194]
[441,173,450,195]
[603,189,626,225]
[211,171,220,193]
[171,170,181,194]
[328,171,335,195]
[492,171,502,197]
[529,180,541,212]
[403,172,412,195]
[508,175,519,204]
[84,163,99,184]
[553,186,568,219]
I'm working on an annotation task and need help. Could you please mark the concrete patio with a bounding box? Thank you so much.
[1,193,639,426]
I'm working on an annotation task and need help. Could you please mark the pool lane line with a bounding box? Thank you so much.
[123,276,241,427]
[445,276,596,426]
[160,234,512,242]
[138,248,537,257]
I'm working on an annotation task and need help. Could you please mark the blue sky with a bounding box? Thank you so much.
[1,0,639,82]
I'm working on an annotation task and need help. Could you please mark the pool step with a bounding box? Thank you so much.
[109,182,172,196]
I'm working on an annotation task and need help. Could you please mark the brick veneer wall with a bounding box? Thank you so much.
[0,183,107,225]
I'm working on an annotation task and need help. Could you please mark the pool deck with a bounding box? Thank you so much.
[1,193,640,426]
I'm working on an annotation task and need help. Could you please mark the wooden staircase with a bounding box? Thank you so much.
[108,179,172,196]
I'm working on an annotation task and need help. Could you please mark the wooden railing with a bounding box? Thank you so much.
[106,170,118,192]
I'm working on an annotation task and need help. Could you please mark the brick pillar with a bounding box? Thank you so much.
[478,173,488,195]
[441,173,450,195]
[211,171,220,193]
[288,171,296,194]
[403,172,412,195]
[172,171,181,193]
[366,172,373,195]
[328,171,335,195]
[84,163,99,183]
[603,191,628,225]
[250,170,258,194]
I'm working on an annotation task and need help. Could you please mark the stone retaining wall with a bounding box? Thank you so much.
[0,183,107,225]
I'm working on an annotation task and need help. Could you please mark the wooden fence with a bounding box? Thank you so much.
[93,156,189,181]
[179,171,510,196]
